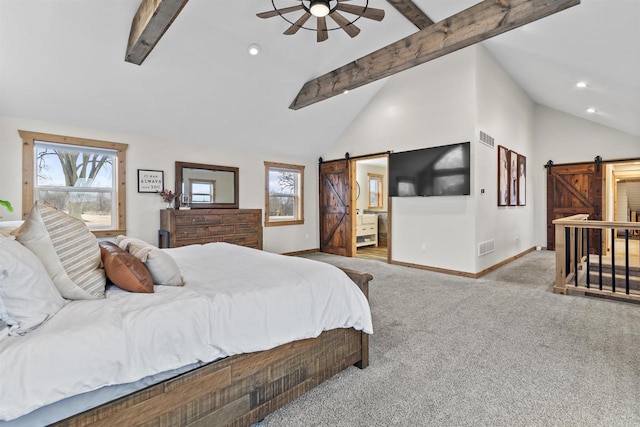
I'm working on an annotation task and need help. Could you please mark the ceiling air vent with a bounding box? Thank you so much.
[479,131,495,148]
[478,239,495,257]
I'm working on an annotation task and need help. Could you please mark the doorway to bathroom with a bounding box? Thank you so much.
[354,155,389,262]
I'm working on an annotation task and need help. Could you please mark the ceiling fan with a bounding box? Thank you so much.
[257,0,385,43]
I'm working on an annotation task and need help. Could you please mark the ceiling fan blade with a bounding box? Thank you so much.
[336,4,385,21]
[257,5,304,19]
[317,16,328,42]
[329,11,361,38]
[284,12,312,35]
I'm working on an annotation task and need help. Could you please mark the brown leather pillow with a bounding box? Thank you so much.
[99,241,154,293]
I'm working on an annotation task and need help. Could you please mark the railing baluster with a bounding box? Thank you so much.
[586,228,590,289]
[611,228,616,293]
[565,227,571,281]
[599,228,603,290]
[625,229,630,295]
[574,227,579,287]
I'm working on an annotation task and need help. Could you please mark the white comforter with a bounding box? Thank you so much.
[0,243,372,421]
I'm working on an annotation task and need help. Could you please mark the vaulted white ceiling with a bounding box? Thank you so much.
[1,0,638,159]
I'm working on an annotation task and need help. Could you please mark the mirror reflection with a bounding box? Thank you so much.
[175,161,239,209]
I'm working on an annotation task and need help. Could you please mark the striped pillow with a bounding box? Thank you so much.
[13,202,105,300]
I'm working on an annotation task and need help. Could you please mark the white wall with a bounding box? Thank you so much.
[325,48,478,273]
[324,46,537,274]
[532,105,640,246]
[616,180,628,221]
[474,46,535,272]
[0,116,319,254]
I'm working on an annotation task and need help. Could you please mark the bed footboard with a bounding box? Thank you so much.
[339,267,372,369]
[53,269,372,427]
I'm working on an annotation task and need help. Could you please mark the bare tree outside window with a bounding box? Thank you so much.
[19,130,127,237]
[264,162,305,227]
[36,147,113,220]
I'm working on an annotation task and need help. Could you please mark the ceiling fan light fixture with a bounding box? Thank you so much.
[257,0,382,42]
[310,0,330,17]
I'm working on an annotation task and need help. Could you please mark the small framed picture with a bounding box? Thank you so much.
[497,145,509,206]
[509,150,518,206]
[517,154,526,206]
[138,169,164,193]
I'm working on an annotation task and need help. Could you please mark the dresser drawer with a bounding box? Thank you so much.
[175,215,222,226]
[174,226,208,241]
[236,213,261,223]
[223,233,259,246]
[357,225,376,235]
[235,223,260,234]
[206,224,235,236]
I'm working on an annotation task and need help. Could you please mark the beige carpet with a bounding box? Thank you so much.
[260,250,640,427]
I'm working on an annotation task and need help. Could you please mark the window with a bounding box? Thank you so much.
[368,173,384,209]
[189,179,215,203]
[19,130,127,237]
[264,161,304,226]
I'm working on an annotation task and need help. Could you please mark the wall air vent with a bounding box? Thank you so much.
[479,131,495,148]
[478,239,495,257]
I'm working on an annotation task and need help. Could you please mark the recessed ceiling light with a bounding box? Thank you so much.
[586,107,597,114]
[576,81,587,88]
[343,89,350,94]
[248,44,261,56]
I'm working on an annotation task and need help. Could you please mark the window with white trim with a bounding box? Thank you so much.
[190,179,216,203]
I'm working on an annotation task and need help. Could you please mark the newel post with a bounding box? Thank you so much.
[553,221,568,294]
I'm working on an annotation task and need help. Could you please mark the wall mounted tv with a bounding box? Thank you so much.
[389,142,470,197]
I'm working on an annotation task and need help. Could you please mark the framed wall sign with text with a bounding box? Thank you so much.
[138,169,164,193]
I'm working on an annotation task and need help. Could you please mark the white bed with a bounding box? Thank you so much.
[0,242,373,425]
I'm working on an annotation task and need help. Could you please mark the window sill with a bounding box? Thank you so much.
[265,219,304,227]
[92,229,126,238]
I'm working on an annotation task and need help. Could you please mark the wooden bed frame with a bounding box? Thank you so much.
[53,268,372,427]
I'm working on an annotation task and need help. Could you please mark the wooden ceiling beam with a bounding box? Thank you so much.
[125,0,190,65]
[386,0,434,30]
[290,0,580,110]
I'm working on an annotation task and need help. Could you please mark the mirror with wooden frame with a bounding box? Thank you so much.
[175,161,239,209]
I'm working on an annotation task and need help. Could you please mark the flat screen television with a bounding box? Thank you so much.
[388,142,470,197]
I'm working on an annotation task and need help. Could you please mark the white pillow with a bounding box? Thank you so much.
[0,236,65,336]
[116,235,183,286]
[0,220,23,238]
[12,202,105,299]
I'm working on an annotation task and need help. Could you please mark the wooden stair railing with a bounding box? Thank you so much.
[553,214,640,302]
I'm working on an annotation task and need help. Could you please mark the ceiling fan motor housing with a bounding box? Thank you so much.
[309,0,330,17]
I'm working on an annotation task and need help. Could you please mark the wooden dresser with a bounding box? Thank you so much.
[159,209,262,249]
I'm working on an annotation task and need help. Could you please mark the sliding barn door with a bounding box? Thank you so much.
[319,159,353,257]
[547,163,603,250]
